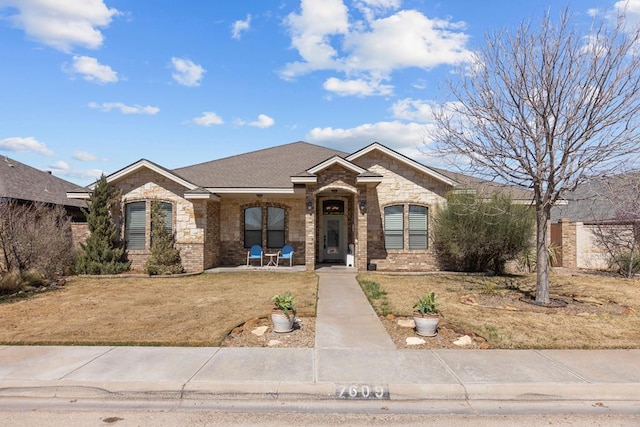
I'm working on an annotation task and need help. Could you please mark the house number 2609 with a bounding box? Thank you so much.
[336,384,389,399]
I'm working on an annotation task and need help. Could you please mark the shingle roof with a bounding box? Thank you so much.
[430,166,533,201]
[173,141,348,188]
[551,173,640,223]
[0,155,86,208]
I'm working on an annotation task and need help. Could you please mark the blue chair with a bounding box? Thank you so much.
[277,245,294,266]
[246,245,263,266]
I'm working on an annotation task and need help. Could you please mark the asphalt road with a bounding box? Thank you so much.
[1,397,639,426]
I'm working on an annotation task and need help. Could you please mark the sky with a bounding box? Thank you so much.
[1,0,638,186]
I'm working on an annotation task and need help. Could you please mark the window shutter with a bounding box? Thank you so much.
[384,205,404,249]
[125,202,146,250]
[409,205,428,249]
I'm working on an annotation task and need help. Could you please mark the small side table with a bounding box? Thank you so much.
[265,253,278,267]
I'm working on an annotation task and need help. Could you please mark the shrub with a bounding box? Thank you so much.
[144,200,184,275]
[0,200,76,283]
[432,192,535,274]
[75,175,131,275]
[612,251,640,277]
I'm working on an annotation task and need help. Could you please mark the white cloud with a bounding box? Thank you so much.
[170,57,205,87]
[236,114,275,128]
[323,77,393,96]
[281,0,350,79]
[192,112,224,126]
[250,114,275,128]
[307,120,430,150]
[391,98,438,121]
[72,151,98,161]
[0,136,53,156]
[231,14,251,39]
[50,160,69,170]
[608,0,640,29]
[1,0,119,52]
[281,1,473,97]
[70,55,118,84]
[48,163,103,180]
[88,101,159,114]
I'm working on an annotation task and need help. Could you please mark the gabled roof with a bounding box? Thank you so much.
[0,155,86,208]
[291,154,383,185]
[68,159,219,201]
[430,166,533,201]
[174,142,347,191]
[347,142,458,187]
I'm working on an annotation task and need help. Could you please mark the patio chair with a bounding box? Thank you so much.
[246,245,263,266]
[277,245,294,267]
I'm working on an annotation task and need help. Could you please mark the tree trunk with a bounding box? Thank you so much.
[535,205,550,305]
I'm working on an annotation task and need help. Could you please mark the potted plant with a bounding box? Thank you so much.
[413,292,439,337]
[271,291,297,333]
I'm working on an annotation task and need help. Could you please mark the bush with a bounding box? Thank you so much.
[0,200,76,282]
[432,192,535,274]
[144,200,184,275]
[75,175,131,275]
[612,251,640,277]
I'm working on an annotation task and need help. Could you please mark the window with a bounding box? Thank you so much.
[125,201,146,250]
[409,205,428,249]
[384,204,429,250]
[244,206,262,248]
[384,205,404,249]
[267,207,285,248]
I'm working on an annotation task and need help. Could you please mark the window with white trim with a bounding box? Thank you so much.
[384,204,429,250]
[384,205,404,250]
[409,205,428,249]
[125,201,146,250]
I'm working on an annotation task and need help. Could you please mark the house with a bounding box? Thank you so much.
[0,155,88,245]
[68,141,531,273]
[551,172,640,269]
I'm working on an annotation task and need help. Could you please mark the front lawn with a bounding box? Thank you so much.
[0,272,317,346]
[358,272,640,349]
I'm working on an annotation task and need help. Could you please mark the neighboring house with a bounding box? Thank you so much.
[0,155,88,247]
[68,141,531,273]
[551,172,640,269]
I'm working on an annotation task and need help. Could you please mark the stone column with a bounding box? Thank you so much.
[305,187,316,271]
[356,187,368,271]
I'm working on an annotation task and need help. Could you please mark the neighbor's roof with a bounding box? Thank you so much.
[173,141,348,189]
[430,166,533,201]
[0,155,86,208]
[551,172,640,223]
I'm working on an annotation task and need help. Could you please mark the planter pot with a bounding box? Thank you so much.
[271,309,295,333]
[413,312,439,337]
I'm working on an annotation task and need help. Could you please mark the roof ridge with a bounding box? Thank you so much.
[173,141,342,172]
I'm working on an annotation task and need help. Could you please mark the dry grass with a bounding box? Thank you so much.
[358,272,640,349]
[0,272,317,346]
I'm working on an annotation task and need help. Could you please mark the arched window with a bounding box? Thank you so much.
[244,206,262,248]
[267,207,285,248]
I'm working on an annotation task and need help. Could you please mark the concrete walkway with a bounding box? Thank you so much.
[315,269,395,349]
[0,270,639,404]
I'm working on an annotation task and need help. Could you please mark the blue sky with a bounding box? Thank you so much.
[0,0,636,185]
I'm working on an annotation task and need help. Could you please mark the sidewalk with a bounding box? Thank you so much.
[0,270,639,403]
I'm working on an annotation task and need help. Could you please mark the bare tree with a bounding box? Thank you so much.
[431,8,640,304]
[0,200,75,280]
[588,172,640,277]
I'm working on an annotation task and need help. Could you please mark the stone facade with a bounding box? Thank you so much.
[114,169,211,273]
[101,144,480,273]
[352,151,448,271]
[218,196,306,266]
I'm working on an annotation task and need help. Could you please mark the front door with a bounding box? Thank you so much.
[322,215,344,262]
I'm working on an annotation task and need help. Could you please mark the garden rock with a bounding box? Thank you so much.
[251,326,268,336]
[397,319,415,328]
[453,335,474,347]
[406,337,426,345]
